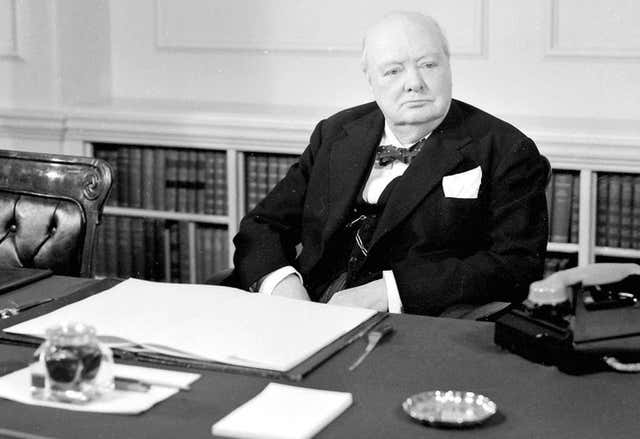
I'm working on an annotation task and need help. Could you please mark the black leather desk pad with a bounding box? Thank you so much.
[0,313,637,439]
[0,267,53,295]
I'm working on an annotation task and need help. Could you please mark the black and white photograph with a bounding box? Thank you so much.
[0,1,639,438]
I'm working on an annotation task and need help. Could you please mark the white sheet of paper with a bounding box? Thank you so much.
[211,383,352,439]
[5,278,376,372]
[0,363,200,415]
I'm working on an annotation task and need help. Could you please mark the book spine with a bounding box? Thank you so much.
[204,151,217,215]
[177,150,189,213]
[179,222,191,283]
[255,154,269,208]
[155,220,167,281]
[202,226,215,282]
[129,147,143,209]
[169,222,180,282]
[214,151,227,215]
[606,174,622,247]
[117,147,130,207]
[550,172,572,243]
[267,155,280,193]
[194,225,203,283]
[165,149,179,211]
[545,172,554,241]
[220,228,229,271]
[596,174,609,246]
[245,154,259,212]
[141,147,155,210]
[103,215,118,277]
[620,175,633,248]
[569,173,580,244]
[279,155,296,181]
[212,227,225,274]
[633,176,640,249]
[154,148,167,211]
[187,150,198,213]
[131,217,146,278]
[196,151,207,214]
[143,218,158,280]
[116,216,132,278]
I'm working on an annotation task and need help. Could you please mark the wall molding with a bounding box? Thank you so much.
[545,0,640,61]
[2,103,640,169]
[0,109,65,140]
[0,0,19,58]
[154,0,488,58]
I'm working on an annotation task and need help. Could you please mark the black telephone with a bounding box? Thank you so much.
[582,275,639,310]
[494,274,640,375]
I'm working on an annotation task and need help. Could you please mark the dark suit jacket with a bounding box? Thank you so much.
[232,99,549,315]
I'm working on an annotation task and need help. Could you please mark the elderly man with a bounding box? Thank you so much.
[231,11,549,316]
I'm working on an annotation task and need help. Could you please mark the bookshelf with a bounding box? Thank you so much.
[91,144,230,283]
[546,167,640,271]
[6,100,639,281]
[90,143,301,283]
[93,147,640,283]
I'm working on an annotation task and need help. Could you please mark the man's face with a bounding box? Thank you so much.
[364,18,452,131]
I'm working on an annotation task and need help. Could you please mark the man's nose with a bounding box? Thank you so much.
[404,67,426,92]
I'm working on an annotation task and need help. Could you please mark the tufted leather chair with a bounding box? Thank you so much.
[0,149,113,277]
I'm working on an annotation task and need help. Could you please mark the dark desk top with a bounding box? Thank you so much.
[0,276,639,439]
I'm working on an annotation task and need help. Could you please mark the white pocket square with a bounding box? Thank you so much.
[442,166,482,199]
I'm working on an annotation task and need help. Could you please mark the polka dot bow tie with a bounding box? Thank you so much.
[375,138,426,167]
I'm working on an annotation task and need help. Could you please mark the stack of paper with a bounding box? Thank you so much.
[211,383,352,439]
[5,278,377,372]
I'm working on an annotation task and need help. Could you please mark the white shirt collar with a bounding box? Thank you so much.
[381,122,431,149]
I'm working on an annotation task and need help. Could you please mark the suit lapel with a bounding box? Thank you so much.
[368,105,472,249]
[322,109,384,244]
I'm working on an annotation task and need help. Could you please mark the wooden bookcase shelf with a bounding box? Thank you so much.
[4,101,640,282]
[90,143,301,284]
[93,149,640,284]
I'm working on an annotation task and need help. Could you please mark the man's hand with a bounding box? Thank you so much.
[271,274,311,301]
[327,279,388,311]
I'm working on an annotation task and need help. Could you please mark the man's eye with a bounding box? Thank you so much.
[384,68,400,76]
[420,62,437,69]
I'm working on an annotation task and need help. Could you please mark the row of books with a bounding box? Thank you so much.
[543,254,577,279]
[94,215,229,283]
[546,171,580,244]
[245,153,298,212]
[596,173,640,249]
[94,144,228,215]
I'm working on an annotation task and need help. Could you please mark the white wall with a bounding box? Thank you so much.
[0,0,110,108]
[107,0,640,121]
[1,0,640,123]
[0,0,60,107]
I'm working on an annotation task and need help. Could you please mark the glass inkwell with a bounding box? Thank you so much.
[31,322,114,404]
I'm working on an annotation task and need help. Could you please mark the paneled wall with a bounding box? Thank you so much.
[1,0,640,134]
[107,0,640,120]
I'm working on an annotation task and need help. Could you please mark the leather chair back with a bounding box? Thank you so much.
[0,149,113,277]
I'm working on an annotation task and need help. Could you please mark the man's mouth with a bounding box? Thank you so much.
[402,99,433,107]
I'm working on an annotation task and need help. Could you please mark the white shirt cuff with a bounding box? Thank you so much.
[383,270,403,313]
[259,266,303,295]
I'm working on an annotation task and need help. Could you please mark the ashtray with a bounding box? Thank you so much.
[402,390,497,428]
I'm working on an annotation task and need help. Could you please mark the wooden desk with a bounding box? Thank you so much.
[0,276,638,439]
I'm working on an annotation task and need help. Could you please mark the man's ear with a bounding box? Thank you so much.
[364,71,374,92]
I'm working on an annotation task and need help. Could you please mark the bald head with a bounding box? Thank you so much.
[361,12,450,73]
[360,11,453,143]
